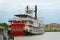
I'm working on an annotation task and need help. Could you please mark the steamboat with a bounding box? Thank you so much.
[8,5,45,37]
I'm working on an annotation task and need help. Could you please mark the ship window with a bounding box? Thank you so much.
[29,21,33,24]
[13,21,26,23]
[21,21,25,23]
[21,20,27,23]
[29,25,33,27]
[17,21,21,23]
[13,21,17,23]
[23,20,33,24]
[23,20,27,23]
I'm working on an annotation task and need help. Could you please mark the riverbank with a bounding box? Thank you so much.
[45,29,60,32]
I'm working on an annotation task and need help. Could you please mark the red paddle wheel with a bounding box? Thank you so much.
[10,23,25,37]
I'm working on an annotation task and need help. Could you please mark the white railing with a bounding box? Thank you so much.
[9,17,35,21]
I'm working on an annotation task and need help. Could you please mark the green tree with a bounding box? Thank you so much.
[0,23,8,30]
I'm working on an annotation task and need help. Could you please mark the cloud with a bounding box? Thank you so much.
[0,0,60,24]
[0,0,60,10]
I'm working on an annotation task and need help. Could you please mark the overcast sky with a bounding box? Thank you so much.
[0,0,60,24]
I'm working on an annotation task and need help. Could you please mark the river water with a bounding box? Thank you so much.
[14,32,60,40]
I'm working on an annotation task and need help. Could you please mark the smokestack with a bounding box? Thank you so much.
[35,5,37,20]
[26,6,28,13]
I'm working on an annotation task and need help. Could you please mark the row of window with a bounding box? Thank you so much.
[10,20,33,24]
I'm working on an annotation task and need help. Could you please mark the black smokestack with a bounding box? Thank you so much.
[26,6,28,13]
[35,5,37,20]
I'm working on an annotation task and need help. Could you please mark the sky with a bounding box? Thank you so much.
[0,0,60,24]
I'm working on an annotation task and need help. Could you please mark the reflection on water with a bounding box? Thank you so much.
[14,32,60,40]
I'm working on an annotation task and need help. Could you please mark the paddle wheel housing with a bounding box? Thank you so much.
[8,23,25,37]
